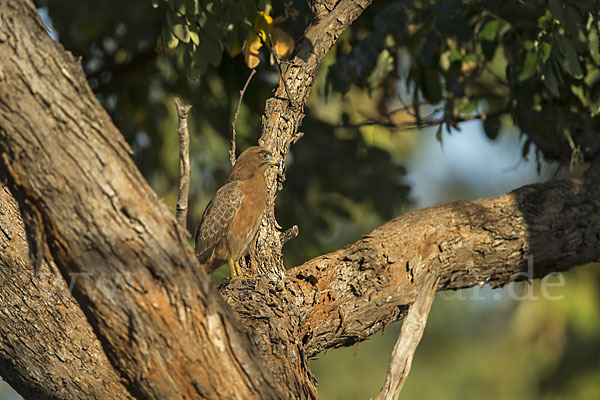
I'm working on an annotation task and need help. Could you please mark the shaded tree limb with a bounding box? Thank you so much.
[174,97,191,231]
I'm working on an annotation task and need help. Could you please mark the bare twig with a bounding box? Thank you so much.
[376,273,439,400]
[267,33,295,108]
[343,107,510,132]
[280,225,299,245]
[230,68,257,166]
[174,97,192,232]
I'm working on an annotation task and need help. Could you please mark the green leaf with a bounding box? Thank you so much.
[543,59,560,96]
[172,23,190,43]
[522,138,532,159]
[481,20,499,41]
[540,41,552,63]
[589,78,600,105]
[555,34,583,78]
[189,30,200,45]
[449,49,462,62]
[519,50,538,81]
[446,61,464,97]
[435,124,443,145]
[589,26,600,65]
[563,5,583,38]
[458,98,477,114]
[420,32,439,68]
[422,68,442,104]
[483,115,501,140]
[185,0,200,15]
[175,0,187,16]
[202,17,224,41]
[548,0,566,25]
[523,40,535,51]
[201,36,222,67]
[225,24,245,57]
[481,39,497,60]
[162,29,179,49]
[191,46,209,76]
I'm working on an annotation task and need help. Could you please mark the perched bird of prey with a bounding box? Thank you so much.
[195,146,279,277]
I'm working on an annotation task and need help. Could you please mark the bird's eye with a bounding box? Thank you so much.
[261,152,269,159]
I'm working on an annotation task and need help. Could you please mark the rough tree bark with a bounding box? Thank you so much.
[0,184,135,400]
[1,1,600,400]
[0,1,283,399]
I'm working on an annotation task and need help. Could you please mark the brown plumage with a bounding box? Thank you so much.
[195,146,279,277]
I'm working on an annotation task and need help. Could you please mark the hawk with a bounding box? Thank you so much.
[195,146,279,277]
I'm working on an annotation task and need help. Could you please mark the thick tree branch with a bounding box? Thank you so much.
[220,164,600,398]
[287,167,600,357]
[0,1,283,398]
[253,0,373,273]
[0,184,135,400]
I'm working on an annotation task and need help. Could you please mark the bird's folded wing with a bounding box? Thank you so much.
[194,181,243,261]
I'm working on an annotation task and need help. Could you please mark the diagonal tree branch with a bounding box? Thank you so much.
[223,165,600,365]
[253,0,373,276]
[0,1,283,398]
[0,183,135,400]
[376,274,439,399]
[293,166,600,357]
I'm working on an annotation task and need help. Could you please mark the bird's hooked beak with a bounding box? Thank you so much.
[269,154,281,167]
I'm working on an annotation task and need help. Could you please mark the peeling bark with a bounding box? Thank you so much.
[294,170,600,356]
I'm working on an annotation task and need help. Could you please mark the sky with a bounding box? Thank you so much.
[406,120,555,209]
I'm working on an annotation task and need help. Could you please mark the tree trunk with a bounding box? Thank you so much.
[1,1,600,399]
[1,1,283,398]
[0,184,135,400]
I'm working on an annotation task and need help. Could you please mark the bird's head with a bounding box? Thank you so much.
[238,146,280,167]
[229,146,280,180]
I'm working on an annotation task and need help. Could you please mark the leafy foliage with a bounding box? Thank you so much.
[153,0,296,73]
[328,0,600,167]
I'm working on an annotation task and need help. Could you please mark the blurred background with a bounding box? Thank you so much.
[2,1,600,398]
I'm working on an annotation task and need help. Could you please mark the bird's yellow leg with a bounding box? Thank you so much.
[228,258,246,279]
[228,258,238,278]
